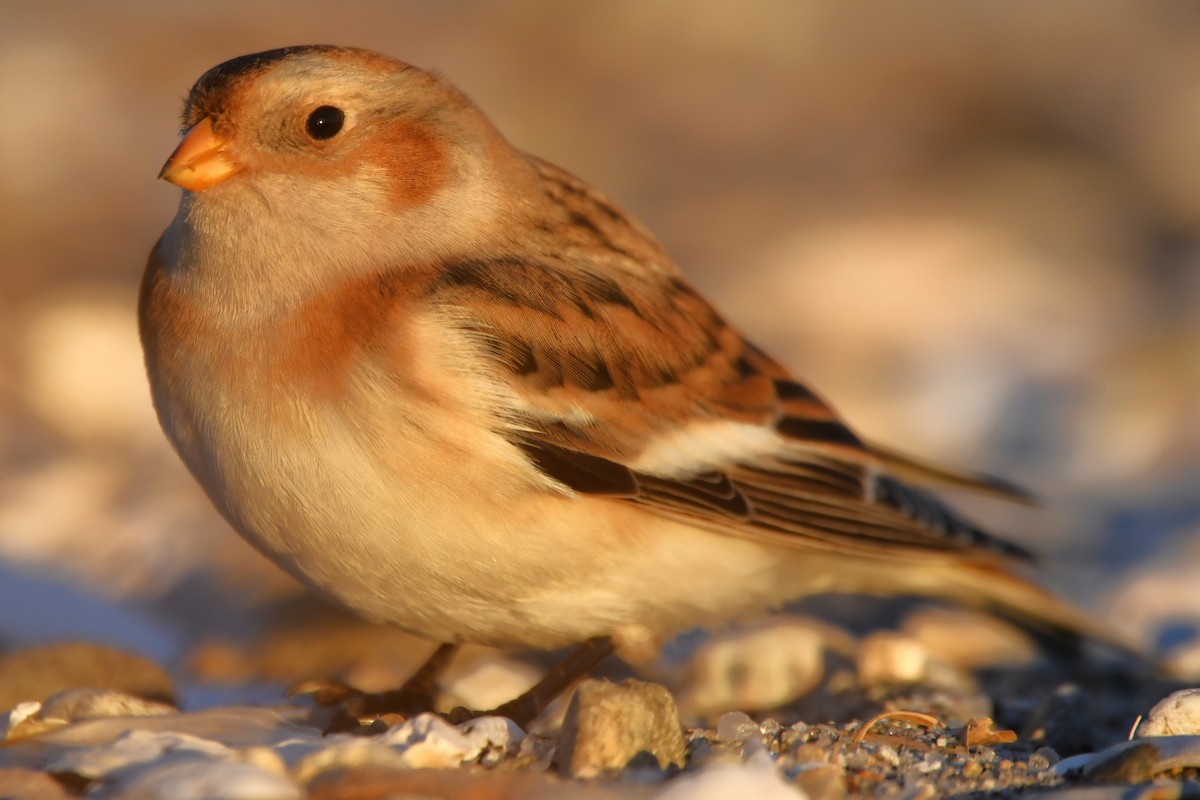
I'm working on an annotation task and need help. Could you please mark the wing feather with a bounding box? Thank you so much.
[420,172,1030,566]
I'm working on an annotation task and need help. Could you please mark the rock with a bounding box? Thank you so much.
[716,711,759,745]
[107,760,302,800]
[1,701,47,740]
[290,741,412,785]
[0,643,174,712]
[1136,688,1200,737]
[384,713,523,768]
[653,752,805,799]
[439,647,543,712]
[382,713,479,769]
[1081,741,1160,783]
[454,715,526,764]
[794,762,847,800]
[1080,735,1200,783]
[681,620,826,715]
[0,767,74,800]
[45,728,231,780]
[306,766,651,799]
[901,606,1037,668]
[40,688,175,722]
[554,679,686,778]
[3,689,175,741]
[293,713,523,782]
[856,631,929,685]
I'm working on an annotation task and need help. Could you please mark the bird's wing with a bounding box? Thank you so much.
[423,252,1032,565]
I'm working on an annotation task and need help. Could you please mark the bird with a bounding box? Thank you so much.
[141,45,1122,726]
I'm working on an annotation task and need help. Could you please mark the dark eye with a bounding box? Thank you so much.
[305,105,344,140]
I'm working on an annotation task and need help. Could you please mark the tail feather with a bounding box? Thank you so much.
[947,562,1149,665]
[868,441,1037,506]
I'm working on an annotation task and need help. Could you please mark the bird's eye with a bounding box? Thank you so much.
[305,105,345,140]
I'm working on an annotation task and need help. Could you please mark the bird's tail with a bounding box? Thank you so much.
[941,560,1150,666]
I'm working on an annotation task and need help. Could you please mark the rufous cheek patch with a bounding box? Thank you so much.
[364,118,448,209]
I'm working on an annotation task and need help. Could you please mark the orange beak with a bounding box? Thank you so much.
[159,117,239,191]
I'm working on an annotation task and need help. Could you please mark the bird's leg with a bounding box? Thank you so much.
[464,636,615,728]
[294,642,459,732]
[356,641,460,716]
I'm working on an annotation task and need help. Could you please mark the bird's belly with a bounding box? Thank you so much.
[156,377,835,648]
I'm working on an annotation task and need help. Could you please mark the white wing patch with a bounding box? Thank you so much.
[630,421,783,478]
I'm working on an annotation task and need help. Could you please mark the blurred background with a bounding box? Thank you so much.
[1,1,1197,709]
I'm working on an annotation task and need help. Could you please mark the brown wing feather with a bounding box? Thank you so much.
[422,160,1030,566]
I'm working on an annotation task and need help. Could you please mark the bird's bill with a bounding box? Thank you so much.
[159,117,239,191]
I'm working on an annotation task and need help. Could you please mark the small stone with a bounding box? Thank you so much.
[0,643,174,712]
[0,767,74,800]
[856,632,929,685]
[898,783,936,800]
[291,742,411,784]
[793,743,828,765]
[306,767,640,800]
[45,728,231,779]
[681,621,825,715]
[0,701,47,740]
[438,649,542,712]
[902,607,1036,669]
[110,759,303,800]
[917,752,946,773]
[760,718,784,739]
[1136,688,1200,737]
[1030,747,1060,770]
[874,744,901,768]
[553,678,686,778]
[40,688,176,722]
[381,713,478,769]
[1082,740,1160,783]
[716,711,758,744]
[455,715,525,761]
[794,762,846,800]
[1053,753,1094,777]
[655,756,805,799]
[1079,735,1200,784]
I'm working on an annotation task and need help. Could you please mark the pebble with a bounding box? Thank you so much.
[305,767,649,799]
[1081,735,1200,783]
[1136,688,1200,737]
[291,713,522,780]
[654,753,806,800]
[40,688,176,722]
[901,606,1037,668]
[381,712,480,767]
[455,714,526,762]
[106,759,303,800]
[554,679,686,778]
[0,701,46,740]
[383,712,522,767]
[44,728,231,780]
[0,767,74,800]
[2,689,175,741]
[0,642,175,712]
[793,762,846,800]
[681,621,825,715]
[856,631,929,685]
[716,710,759,744]
[290,740,412,784]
